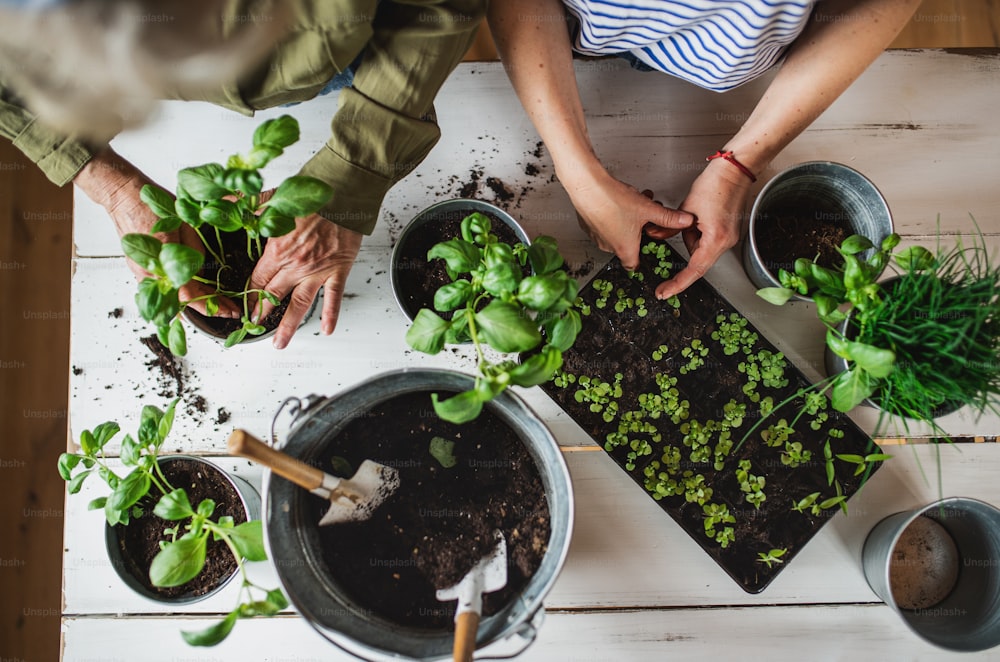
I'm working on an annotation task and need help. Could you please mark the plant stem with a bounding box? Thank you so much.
[194,227,225,268]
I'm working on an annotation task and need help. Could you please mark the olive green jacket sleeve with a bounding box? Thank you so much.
[295,0,486,234]
[0,87,99,186]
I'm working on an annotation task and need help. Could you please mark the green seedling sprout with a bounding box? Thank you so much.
[756,548,787,568]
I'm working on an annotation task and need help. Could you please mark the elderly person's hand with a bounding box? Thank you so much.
[248,210,363,350]
[74,147,240,318]
[647,158,753,300]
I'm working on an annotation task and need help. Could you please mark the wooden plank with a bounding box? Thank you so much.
[62,444,1000,614]
[61,602,990,661]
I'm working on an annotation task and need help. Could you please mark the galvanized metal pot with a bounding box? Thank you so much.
[105,455,261,604]
[390,198,530,322]
[862,497,1000,652]
[742,161,893,300]
[263,369,574,661]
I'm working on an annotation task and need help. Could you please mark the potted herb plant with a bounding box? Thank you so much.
[263,369,573,661]
[403,209,582,423]
[390,198,531,322]
[58,399,287,646]
[742,161,894,299]
[755,224,1000,433]
[121,114,333,355]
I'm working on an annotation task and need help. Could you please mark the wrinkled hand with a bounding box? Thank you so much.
[104,182,240,318]
[649,160,753,300]
[563,166,693,270]
[248,211,362,349]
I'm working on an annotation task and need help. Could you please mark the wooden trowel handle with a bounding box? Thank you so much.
[227,429,324,492]
[453,611,479,662]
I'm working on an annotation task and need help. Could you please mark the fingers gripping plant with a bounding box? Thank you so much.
[405,212,583,423]
[121,115,334,354]
[58,400,286,646]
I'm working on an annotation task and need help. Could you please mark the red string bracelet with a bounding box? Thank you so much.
[706,149,757,183]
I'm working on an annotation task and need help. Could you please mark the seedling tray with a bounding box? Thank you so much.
[539,242,879,592]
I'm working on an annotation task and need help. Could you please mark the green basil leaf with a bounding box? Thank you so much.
[158,398,178,443]
[405,309,450,355]
[475,300,542,353]
[836,454,864,464]
[756,287,795,306]
[894,245,936,271]
[174,197,203,227]
[168,318,187,356]
[199,200,243,232]
[253,114,300,150]
[481,262,521,297]
[119,433,140,466]
[517,273,565,311]
[150,215,182,234]
[204,295,220,317]
[259,209,296,238]
[830,367,876,412]
[107,469,151,512]
[527,235,563,274]
[427,239,481,274]
[244,145,283,170]
[228,520,267,561]
[57,452,80,480]
[842,340,895,378]
[224,328,248,348]
[154,488,194,520]
[839,234,874,256]
[87,496,107,511]
[135,278,165,322]
[429,436,457,468]
[149,534,207,587]
[461,212,492,243]
[196,498,216,518]
[266,587,289,611]
[793,257,814,280]
[139,184,177,219]
[92,421,120,449]
[842,254,866,291]
[263,176,333,217]
[508,346,563,387]
[431,390,484,424]
[66,468,91,494]
[159,243,203,289]
[483,242,514,269]
[548,309,581,352]
[433,280,472,312]
[181,610,239,647]
[177,164,227,202]
[881,233,901,251]
[121,234,163,273]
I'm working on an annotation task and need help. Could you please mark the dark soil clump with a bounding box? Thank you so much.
[754,210,850,275]
[141,334,184,398]
[310,391,550,630]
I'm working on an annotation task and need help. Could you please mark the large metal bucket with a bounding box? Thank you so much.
[263,368,573,661]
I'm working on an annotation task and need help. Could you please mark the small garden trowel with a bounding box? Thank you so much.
[436,532,508,662]
[226,429,400,525]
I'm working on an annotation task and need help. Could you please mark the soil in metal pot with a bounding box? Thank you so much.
[310,391,551,630]
[183,229,290,337]
[754,209,849,275]
[537,242,878,593]
[113,457,248,599]
[394,207,527,321]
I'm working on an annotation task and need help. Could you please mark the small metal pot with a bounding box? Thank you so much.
[743,161,893,300]
[105,455,261,604]
[263,369,573,661]
[390,198,530,322]
[862,497,1000,652]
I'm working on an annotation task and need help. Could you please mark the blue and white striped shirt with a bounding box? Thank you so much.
[564,0,817,91]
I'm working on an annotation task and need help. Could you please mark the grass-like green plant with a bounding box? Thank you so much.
[406,212,582,423]
[122,115,334,354]
[757,223,1000,433]
[58,401,285,646]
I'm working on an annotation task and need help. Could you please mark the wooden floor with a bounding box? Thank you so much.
[0,2,995,660]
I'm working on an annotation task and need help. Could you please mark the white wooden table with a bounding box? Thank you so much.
[64,50,1000,661]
